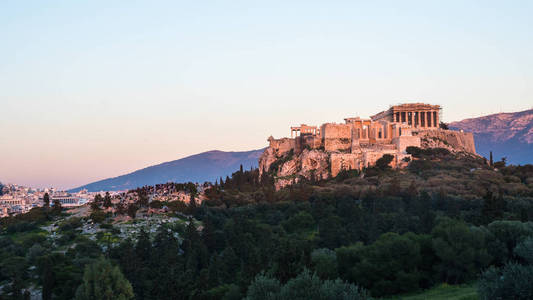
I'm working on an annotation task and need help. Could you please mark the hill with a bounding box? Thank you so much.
[69,149,264,192]
[450,108,533,165]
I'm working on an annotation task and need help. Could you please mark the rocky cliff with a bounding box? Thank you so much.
[259,129,477,190]
[414,129,476,154]
[259,149,330,189]
[450,109,533,165]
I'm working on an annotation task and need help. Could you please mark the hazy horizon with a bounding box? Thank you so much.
[2,1,532,189]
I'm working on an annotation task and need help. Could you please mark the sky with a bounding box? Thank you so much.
[1,0,532,189]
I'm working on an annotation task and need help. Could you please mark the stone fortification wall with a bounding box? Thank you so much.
[321,123,352,139]
[299,135,323,151]
[393,136,421,153]
[363,150,398,168]
[269,137,295,156]
[330,153,363,177]
[330,150,410,177]
[321,123,352,152]
[414,129,476,154]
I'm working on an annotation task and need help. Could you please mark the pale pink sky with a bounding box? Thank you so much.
[1,1,532,189]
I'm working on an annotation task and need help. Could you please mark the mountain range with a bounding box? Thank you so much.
[69,149,263,192]
[450,108,533,165]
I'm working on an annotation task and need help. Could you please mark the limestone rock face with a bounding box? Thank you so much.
[415,129,476,153]
[299,150,329,180]
[258,147,278,174]
[259,149,330,190]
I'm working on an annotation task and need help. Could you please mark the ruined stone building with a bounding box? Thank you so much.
[259,103,476,189]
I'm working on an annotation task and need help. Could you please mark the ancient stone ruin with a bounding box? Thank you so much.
[259,103,476,189]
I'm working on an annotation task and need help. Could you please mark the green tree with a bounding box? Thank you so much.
[245,270,371,300]
[0,256,28,299]
[318,215,346,249]
[310,248,338,280]
[52,199,62,214]
[75,257,134,300]
[126,203,138,219]
[103,192,112,208]
[341,232,423,296]
[488,221,533,261]
[515,236,533,264]
[375,154,394,170]
[245,273,281,300]
[37,254,58,300]
[43,192,50,208]
[482,191,505,223]
[432,218,492,283]
[479,263,533,300]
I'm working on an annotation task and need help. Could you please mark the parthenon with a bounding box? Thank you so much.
[371,103,441,128]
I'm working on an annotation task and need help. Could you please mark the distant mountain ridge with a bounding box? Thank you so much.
[450,108,533,165]
[69,149,264,192]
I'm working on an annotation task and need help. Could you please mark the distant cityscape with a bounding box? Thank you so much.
[0,183,123,218]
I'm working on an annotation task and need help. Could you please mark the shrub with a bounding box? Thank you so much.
[514,236,533,264]
[375,154,394,170]
[432,218,492,283]
[310,248,338,280]
[75,257,134,300]
[245,270,371,300]
[478,263,533,300]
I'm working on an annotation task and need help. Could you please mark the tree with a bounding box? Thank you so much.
[479,263,533,300]
[310,248,338,280]
[245,273,281,300]
[52,199,62,214]
[245,270,371,300]
[37,254,59,300]
[43,192,50,208]
[514,236,533,264]
[127,203,138,219]
[94,194,104,207]
[137,191,149,208]
[75,257,134,300]
[494,157,507,169]
[439,122,449,130]
[338,233,424,296]
[103,192,112,208]
[375,154,394,170]
[482,191,505,223]
[432,218,492,283]
[0,256,28,299]
[489,151,494,167]
[318,215,346,249]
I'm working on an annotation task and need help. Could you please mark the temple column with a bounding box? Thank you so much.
[417,111,421,128]
[435,111,439,128]
[411,112,415,127]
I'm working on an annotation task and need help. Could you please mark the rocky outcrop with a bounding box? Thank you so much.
[414,129,476,154]
[260,149,329,189]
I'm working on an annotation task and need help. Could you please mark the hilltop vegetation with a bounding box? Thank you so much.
[1,147,533,299]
